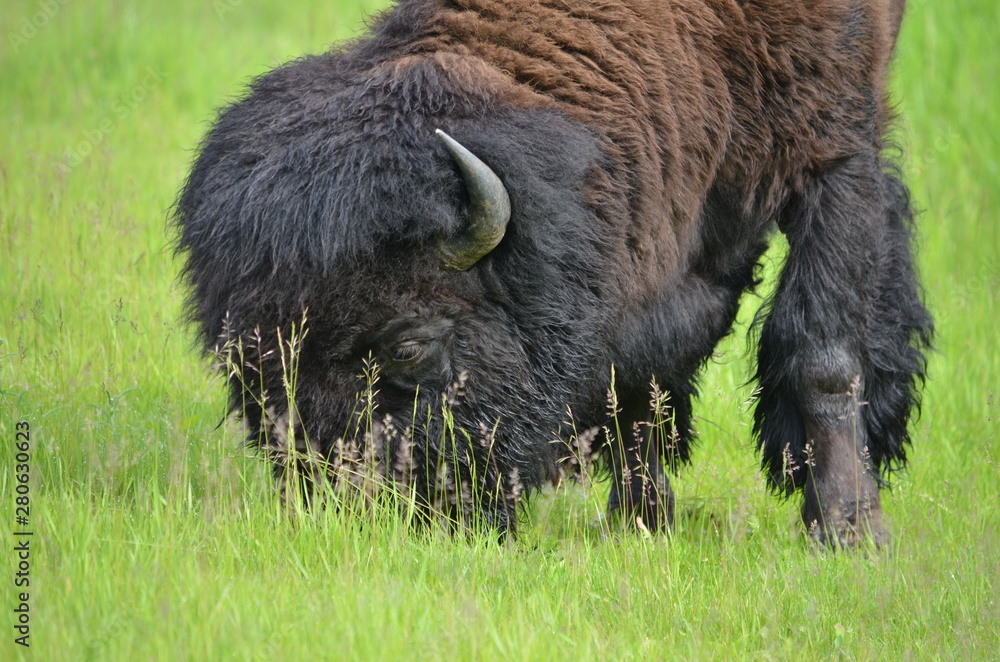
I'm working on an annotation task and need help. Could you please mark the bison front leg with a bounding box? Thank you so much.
[754,154,931,549]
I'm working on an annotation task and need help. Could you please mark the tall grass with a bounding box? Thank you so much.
[1,0,997,659]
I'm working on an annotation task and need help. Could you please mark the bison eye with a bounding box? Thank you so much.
[371,316,453,390]
[392,340,424,363]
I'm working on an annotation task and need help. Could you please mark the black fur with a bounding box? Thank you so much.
[754,155,933,495]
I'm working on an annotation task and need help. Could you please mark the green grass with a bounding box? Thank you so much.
[1,0,997,659]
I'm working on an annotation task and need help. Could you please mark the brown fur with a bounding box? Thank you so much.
[371,0,903,300]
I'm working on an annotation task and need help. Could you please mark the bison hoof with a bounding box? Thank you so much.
[607,488,675,534]
[803,499,889,550]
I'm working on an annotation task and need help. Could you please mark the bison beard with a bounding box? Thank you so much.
[174,0,931,547]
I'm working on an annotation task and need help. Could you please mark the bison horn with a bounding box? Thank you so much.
[435,129,511,271]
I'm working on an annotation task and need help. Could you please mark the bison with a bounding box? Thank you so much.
[175,0,932,547]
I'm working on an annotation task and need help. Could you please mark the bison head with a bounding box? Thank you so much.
[175,53,621,530]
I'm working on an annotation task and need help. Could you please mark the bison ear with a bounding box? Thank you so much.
[435,129,511,271]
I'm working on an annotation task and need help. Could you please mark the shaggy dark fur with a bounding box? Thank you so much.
[175,0,931,545]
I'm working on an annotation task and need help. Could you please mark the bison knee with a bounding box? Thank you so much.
[794,346,863,425]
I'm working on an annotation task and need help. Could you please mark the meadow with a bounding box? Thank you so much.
[1,0,997,659]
